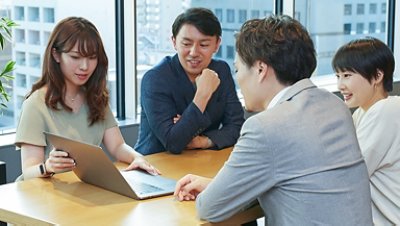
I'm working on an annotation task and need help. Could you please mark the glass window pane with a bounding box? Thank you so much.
[295,0,389,78]
[135,0,274,117]
[0,1,116,132]
[357,3,365,15]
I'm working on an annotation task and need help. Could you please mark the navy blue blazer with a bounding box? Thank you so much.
[134,54,244,155]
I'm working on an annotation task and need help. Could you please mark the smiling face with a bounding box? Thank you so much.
[336,70,378,110]
[172,24,220,80]
[53,42,98,89]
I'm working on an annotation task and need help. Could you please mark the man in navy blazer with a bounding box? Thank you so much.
[134,8,244,155]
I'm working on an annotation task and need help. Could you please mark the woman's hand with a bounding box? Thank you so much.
[174,174,212,201]
[45,148,76,174]
[125,156,161,176]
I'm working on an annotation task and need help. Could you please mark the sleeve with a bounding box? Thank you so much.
[15,96,47,148]
[141,69,212,154]
[196,117,275,222]
[203,63,245,149]
[354,104,399,177]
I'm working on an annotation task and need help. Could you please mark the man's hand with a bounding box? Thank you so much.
[173,114,214,149]
[193,68,220,113]
[186,135,212,149]
[174,174,212,201]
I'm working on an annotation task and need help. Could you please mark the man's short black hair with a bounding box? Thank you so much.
[172,7,221,38]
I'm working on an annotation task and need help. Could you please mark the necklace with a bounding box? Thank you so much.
[66,92,80,103]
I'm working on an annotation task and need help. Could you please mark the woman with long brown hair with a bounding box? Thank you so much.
[15,17,159,180]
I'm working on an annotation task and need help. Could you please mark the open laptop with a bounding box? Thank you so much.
[44,132,176,200]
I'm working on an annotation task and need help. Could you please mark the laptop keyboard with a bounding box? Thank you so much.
[130,181,164,194]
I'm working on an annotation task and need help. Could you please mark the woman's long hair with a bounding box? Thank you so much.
[27,17,109,125]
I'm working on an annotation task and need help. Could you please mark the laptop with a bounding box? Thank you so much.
[44,132,176,200]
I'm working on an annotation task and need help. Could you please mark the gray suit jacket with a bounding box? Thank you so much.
[196,79,373,225]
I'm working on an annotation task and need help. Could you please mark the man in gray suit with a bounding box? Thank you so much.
[174,15,373,225]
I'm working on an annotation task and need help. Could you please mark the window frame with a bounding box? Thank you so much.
[118,0,398,120]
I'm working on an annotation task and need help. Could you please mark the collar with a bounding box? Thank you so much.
[266,85,292,110]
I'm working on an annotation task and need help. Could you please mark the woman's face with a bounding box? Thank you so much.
[336,70,376,110]
[53,42,98,88]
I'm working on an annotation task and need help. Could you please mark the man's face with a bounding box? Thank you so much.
[172,24,221,80]
[234,53,265,112]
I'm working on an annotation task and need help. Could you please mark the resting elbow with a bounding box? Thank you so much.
[165,143,184,154]
[196,198,228,223]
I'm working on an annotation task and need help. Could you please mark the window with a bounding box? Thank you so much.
[15,29,25,43]
[226,45,234,59]
[43,8,54,23]
[295,0,389,77]
[28,30,40,45]
[215,8,223,22]
[16,51,26,66]
[239,9,247,23]
[227,9,235,23]
[344,4,352,15]
[381,21,386,33]
[27,7,39,22]
[369,3,377,14]
[264,10,272,17]
[251,10,260,19]
[28,53,40,68]
[344,23,352,34]
[0,1,116,133]
[357,3,365,15]
[16,73,27,88]
[14,6,24,21]
[381,2,387,14]
[215,48,222,58]
[356,22,364,34]
[369,22,376,33]
[134,1,274,117]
